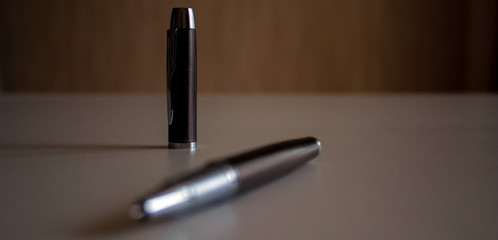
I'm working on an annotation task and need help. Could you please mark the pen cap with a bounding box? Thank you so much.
[167,7,197,146]
[170,8,195,29]
[228,137,321,192]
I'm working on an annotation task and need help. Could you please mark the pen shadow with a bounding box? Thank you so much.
[80,206,173,237]
[0,143,171,159]
[0,144,169,150]
[81,206,140,235]
[80,203,220,237]
[81,198,243,239]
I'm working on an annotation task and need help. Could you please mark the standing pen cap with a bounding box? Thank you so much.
[170,8,195,29]
[167,7,197,149]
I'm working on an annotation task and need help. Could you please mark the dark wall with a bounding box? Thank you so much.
[1,0,496,93]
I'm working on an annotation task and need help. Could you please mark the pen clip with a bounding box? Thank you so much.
[167,29,178,125]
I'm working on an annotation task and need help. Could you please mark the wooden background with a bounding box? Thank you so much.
[1,0,496,93]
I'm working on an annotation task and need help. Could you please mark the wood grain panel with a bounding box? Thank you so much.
[0,0,495,92]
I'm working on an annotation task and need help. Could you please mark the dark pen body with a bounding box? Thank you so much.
[129,137,322,221]
[167,8,197,149]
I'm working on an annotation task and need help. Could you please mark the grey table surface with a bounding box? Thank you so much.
[0,94,497,240]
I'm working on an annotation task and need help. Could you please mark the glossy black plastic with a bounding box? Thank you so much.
[167,20,196,146]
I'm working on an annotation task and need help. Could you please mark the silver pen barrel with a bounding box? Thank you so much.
[129,137,321,221]
[129,166,239,220]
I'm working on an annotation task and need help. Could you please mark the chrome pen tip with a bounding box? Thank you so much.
[170,7,195,29]
[129,186,193,221]
[314,138,322,153]
[128,203,147,221]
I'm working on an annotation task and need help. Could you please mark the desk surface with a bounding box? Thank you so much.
[0,94,497,240]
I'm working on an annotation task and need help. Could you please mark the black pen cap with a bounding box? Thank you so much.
[167,7,197,148]
[170,8,195,30]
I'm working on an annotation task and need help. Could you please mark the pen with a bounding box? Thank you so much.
[167,7,197,149]
[129,137,322,221]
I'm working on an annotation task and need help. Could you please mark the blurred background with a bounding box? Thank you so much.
[0,0,496,93]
